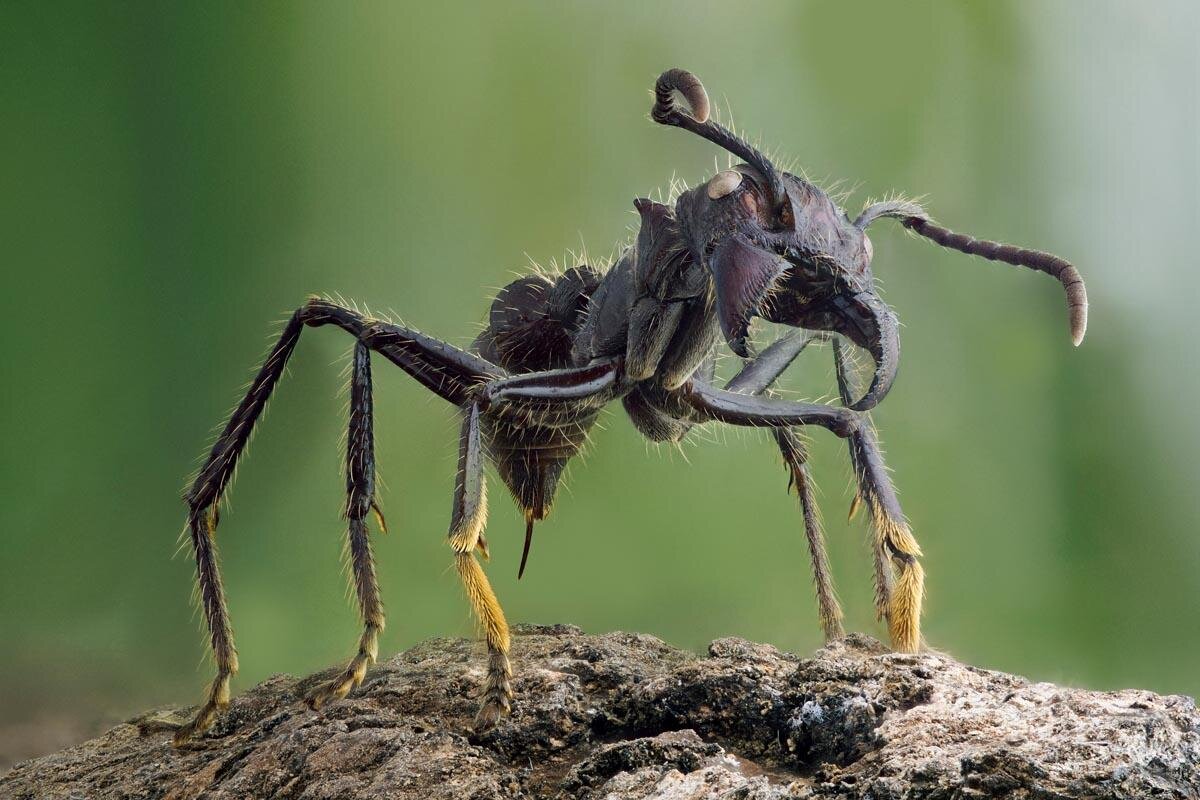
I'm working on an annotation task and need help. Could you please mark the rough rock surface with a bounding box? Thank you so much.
[3,625,1198,799]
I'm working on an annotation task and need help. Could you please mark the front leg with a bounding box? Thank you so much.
[681,376,860,438]
[699,338,923,653]
[834,341,924,653]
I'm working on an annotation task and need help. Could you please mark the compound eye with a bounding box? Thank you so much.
[706,170,743,200]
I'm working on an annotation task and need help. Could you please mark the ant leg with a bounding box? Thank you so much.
[304,298,503,405]
[834,340,923,653]
[448,403,513,730]
[723,331,814,394]
[691,348,919,650]
[680,377,859,437]
[171,314,306,744]
[305,341,386,709]
[724,333,844,641]
[480,356,622,421]
[172,298,503,744]
[802,340,889,628]
[774,428,845,641]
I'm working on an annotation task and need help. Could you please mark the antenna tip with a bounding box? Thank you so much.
[1070,305,1088,347]
[654,68,710,124]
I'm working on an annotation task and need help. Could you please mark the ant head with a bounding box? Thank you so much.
[654,69,895,410]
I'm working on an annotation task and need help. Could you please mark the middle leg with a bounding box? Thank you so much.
[448,403,513,730]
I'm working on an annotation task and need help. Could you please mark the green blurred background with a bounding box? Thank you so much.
[2,1,1197,767]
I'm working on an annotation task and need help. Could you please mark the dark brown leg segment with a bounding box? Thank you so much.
[172,313,305,744]
[305,340,386,709]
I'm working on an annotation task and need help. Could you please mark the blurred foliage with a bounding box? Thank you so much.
[1,0,1197,744]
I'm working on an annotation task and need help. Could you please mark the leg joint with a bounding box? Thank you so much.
[833,410,863,438]
[298,296,368,335]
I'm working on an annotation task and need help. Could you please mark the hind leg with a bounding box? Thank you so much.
[304,340,387,709]
[169,313,309,745]
[172,299,502,744]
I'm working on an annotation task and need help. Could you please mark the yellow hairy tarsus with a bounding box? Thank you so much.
[874,509,924,653]
[455,552,510,654]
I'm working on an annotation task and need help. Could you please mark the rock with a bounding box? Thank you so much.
[2,625,1197,798]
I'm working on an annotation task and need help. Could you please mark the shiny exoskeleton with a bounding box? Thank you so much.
[170,69,1088,743]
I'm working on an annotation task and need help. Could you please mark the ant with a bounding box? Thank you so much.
[169,68,1087,743]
